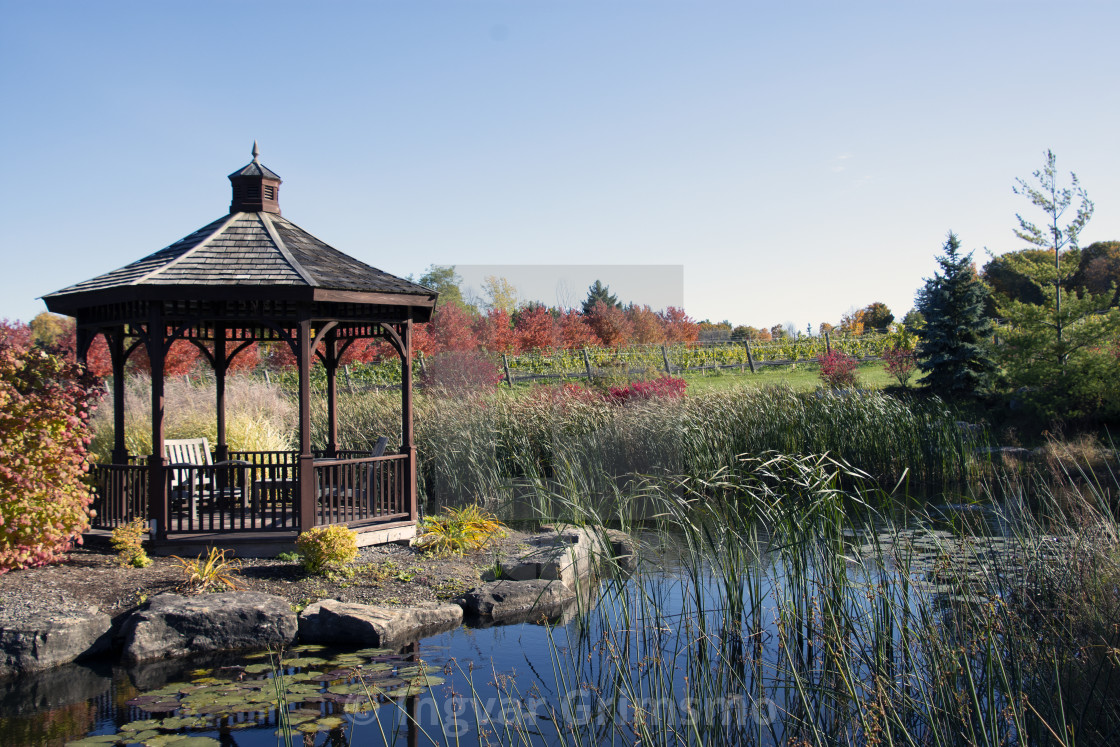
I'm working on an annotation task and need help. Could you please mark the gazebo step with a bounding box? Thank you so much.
[83,520,416,559]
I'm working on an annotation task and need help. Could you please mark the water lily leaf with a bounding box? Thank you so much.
[140,701,181,714]
[285,683,322,694]
[352,647,390,656]
[119,719,162,732]
[317,716,346,730]
[281,656,328,668]
[327,684,363,695]
[291,644,331,653]
[64,737,121,746]
[243,663,272,674]
[296,722,322,734]
[341,701,374,713]
[130,730,161,741]
[161,738,222,747]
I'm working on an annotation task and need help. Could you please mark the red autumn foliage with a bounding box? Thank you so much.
[0,339,100,573]
[558,310,601,349]
[817,349,859,389]
[514,307,557,351]
[474,309,518,353]
[586,301,633,347]
[428,304,479,353]
[627,305,666,345]
[660,307,700,344]
[882,345,916,386]
[608,376,687,404]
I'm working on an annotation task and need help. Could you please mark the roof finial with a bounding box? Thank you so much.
[251,140,260,163]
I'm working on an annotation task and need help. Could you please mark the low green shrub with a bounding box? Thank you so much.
[295,525,358,575]
[109,516,150,568]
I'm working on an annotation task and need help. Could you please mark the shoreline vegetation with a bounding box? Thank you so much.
[5,359,1120,745]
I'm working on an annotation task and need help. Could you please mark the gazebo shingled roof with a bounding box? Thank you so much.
[45,144,435,312]
[42,144,435,550]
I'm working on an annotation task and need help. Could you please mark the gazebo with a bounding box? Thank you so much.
[44,144,436,554]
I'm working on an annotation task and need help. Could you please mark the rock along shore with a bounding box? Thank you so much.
[0,525,637,677]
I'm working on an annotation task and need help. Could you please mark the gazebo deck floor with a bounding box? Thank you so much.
[84,518,416,559]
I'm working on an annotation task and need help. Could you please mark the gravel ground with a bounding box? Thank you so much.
[0,531,535,627]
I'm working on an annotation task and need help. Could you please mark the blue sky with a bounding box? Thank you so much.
[2,0,1118,332]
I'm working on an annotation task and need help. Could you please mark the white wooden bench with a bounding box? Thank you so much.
[164,438,250,514]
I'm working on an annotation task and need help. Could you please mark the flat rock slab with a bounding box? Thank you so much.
[483,526,637,585]
[0,605,112,679]
[122,591,297,664]
[455,579,577,625]
[299,600,462,647]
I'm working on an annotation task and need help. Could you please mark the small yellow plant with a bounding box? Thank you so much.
[109,516,151,568]
[412,505,508,555]
[295,525,358,576]
[171,547,243,594]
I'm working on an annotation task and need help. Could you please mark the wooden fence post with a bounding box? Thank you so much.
[661,345,672,376]
[825,332,832,354]
[745,341,756,374]
[582,348,593,381]
[343,365,354,394]
[502,354,514,388]
[418,351,427,378]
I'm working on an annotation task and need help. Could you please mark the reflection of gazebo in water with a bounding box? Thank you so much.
[44,144,436,553]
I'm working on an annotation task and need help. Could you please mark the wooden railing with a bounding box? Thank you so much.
[89,449,410,535]
[89,463,148,529]
[313,453,409,527]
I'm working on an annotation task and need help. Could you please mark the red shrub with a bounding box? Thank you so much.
[608,376,687,404]
[882,345,916,386]
[817,349,858,389]
[0,340,100,573]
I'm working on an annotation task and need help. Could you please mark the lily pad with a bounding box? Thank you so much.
[243,663,272,674]
[64,737,121,746]
[281,656,328,668]
[119,719,163,732]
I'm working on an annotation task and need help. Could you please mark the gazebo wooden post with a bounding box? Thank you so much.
[146,310,168,541]
[401,320,417,522]
[109,329,129,465]
[325,333,338,458]
[297,317,317,533]
[214,323,228,463]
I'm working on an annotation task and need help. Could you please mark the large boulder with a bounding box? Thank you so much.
[299,600,462,647]
[455,579,577,625]
[0,604,112,679]
[122,592,297,664]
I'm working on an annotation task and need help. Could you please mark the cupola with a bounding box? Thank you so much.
[228,141,282,214]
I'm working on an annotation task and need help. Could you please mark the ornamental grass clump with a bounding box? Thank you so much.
[171,547,242,594]
[295,525,358,576]
[109,516,150,568]
[412,505,507,555]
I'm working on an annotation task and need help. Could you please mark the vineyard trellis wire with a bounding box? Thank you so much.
[255,332,898,392]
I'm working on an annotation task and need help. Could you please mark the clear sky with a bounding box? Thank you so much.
[2,0,1118,332]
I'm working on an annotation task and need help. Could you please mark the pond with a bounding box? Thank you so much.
[1,501,1033,747]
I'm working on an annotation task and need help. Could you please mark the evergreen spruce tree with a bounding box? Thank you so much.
[915,232,994,396]
[581,280,620,315]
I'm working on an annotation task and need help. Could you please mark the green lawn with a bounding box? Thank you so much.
[681,361,906,394]
[502,360,916,396]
